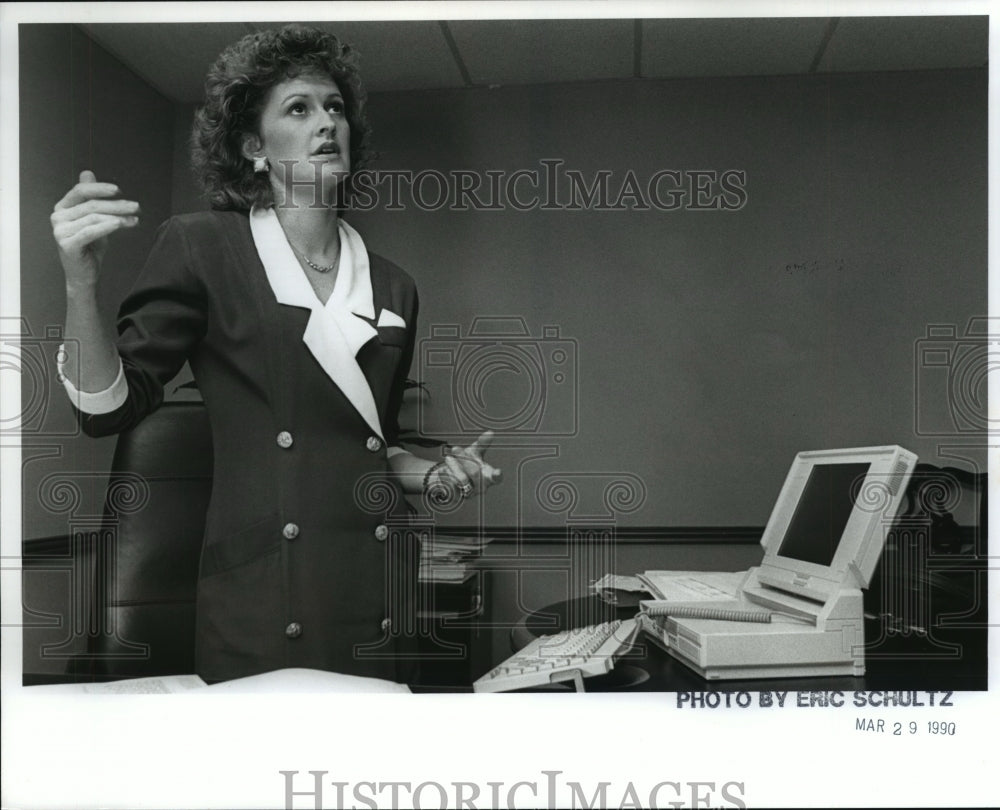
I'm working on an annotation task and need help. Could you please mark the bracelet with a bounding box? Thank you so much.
[422,461,448,497]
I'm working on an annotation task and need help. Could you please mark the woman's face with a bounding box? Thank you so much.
[244,71,351,207]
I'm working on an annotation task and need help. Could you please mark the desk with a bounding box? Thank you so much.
[510,596,986,692]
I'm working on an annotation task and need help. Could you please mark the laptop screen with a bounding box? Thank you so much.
[775,462,872,567]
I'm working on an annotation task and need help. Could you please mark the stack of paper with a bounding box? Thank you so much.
[418,535,493,583]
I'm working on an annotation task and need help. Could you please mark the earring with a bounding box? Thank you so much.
[253,156,270,174]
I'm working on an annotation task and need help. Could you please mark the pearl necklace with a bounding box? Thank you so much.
[293,242,340,274]
[302,255,336,273]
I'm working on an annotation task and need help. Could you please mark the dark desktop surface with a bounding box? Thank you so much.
[23,525,987,692]
[505,595,987,693]
[25,589,984,693]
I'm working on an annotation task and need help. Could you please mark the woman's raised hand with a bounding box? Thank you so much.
[51,170,140,287]
[436,430,503,501]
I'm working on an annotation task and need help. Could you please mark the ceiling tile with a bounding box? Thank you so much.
[78,17,989,106]
[82,23,254,104]
[642,17,832,78]
[84,21,464,102]
[820,16,988,73]
[448,19,634,86]
[253,21,465,92]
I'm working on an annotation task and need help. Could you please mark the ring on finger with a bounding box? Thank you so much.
[458,483,473,499]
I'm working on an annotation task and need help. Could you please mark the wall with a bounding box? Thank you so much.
[18,25,175,540]
[170,104,206,216]
[347,68,988,528]
[176,68,987,532]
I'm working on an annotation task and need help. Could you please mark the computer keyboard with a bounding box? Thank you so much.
[473,618,639,693]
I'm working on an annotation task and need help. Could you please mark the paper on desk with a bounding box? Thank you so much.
[193,668,411,694]
[24,669,411,694]
[591,574,648,593]
[590,574,652,606]
[25,675,207,694]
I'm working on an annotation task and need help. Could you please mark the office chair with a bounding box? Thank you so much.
[864,463,987,684]
[87,401,213,678]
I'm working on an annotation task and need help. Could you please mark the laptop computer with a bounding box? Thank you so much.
[638,446,918,679]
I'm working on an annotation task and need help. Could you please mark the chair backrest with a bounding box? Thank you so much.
[91,402,212,678]
[867,462,987,631]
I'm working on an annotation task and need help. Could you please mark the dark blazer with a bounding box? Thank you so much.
[75,210,420,683]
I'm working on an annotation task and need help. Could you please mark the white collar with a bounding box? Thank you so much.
[249,205,384,440]
[249,205,376,344]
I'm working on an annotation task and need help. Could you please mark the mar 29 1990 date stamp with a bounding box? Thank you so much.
[856,718,957,735]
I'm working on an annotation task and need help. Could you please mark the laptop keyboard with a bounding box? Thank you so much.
[655,575,733,601]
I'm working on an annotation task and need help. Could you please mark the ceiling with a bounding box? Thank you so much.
[80,16,988,104]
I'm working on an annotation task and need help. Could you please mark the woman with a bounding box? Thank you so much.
[50,25,499,684]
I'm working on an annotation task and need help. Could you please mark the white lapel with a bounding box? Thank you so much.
[328,219,378,353]
[249,206,384,440]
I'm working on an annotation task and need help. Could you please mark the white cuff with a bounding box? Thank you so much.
[57,344,128,415]
[386,445,411,460]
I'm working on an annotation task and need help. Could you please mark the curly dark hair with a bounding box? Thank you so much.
[191,24,374,211]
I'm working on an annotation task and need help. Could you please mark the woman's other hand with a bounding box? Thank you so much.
[435,430,503,501]
[51,170,140,288]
